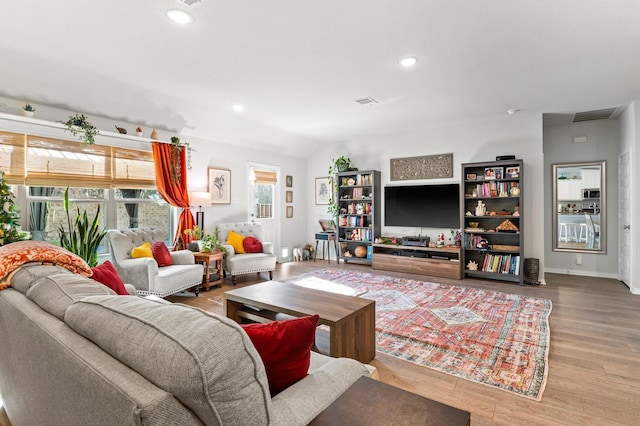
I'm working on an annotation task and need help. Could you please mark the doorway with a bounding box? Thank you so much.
[248,163,281,260]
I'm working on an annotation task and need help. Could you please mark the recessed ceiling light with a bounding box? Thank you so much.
[399,57,418,67]
[507,109,521,115]
[167,9,194,24]
[232,104,244,112]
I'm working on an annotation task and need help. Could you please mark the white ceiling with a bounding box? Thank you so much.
[2,0,640,157]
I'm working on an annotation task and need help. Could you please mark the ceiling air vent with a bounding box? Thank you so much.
[572,108,618,123]
[177,0,206,6]
[355,97,378,106]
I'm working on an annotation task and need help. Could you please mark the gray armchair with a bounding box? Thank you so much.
[106,228,203,297]
[217,222,277,285]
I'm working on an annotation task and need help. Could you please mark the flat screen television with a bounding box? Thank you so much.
[384,184,460,228]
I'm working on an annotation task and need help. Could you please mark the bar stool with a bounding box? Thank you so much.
[559,223,578,242]
[578,223,588,243]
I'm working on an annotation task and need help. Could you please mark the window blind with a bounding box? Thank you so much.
[254,170,277,184]
[0,132,155,188]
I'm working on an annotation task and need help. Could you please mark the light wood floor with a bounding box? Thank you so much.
[2,261,639,425]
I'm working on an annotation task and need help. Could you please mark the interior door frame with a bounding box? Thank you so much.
[247,162,282,261]
[618,148,634,291]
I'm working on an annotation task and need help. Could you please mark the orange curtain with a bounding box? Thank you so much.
[152,142,194,245]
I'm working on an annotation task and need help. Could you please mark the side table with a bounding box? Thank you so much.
[193,251,223,291]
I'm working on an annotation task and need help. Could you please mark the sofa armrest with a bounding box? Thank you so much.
[116,258,158,292]
[262,242,274,255]
[223,244,235,257]
[170,249,196,265]
[269,357,369,426]
[124,283,137,296]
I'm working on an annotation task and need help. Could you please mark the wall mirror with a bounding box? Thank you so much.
[552,161,606,253]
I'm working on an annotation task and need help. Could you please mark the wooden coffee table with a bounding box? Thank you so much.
[224,281,375,363]
[309,376,471,425]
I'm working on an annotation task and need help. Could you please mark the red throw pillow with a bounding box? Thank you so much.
[241,314,319,396]
[152,241,173,267]
[242,236,263,254]
[90,260,129,295]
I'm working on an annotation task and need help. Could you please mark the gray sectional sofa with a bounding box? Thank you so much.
[0,263,372,426]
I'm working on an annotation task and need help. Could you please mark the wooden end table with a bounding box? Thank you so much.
[224,281,376,363]
[309,376,470,425]
[193,251,223,291]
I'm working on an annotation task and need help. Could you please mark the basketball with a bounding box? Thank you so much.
[354,245,367,258]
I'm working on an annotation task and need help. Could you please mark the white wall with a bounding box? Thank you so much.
[543,119,620,278]
[306,112,546,282]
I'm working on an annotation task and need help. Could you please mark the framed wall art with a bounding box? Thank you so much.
[208,167,231,204]
[286,190,293,203]
[286,206,293,218]
[286,175,293,188]
[315,177,330,205]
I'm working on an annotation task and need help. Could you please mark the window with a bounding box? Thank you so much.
[253,170,277,219]
[2,131,174,248]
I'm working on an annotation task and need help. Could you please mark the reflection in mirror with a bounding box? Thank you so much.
[552,161,606,253]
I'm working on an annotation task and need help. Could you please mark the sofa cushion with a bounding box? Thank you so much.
[65,296,272,425]
[131,242,153,258]
[26,273,116,320]
[243,236,263,254]
[151,241,173,267]
[242,314,319,396]
[91,260,129,295]
[226,230,247,254]
[0,241,92,289]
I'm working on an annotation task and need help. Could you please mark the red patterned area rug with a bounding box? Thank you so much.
[289,269,552,401]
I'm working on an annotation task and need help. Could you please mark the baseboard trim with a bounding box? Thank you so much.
[544,267,619,280]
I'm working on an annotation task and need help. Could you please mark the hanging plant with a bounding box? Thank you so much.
[62,113,100,144]
[170,136,183,183]
[327,156,353,221]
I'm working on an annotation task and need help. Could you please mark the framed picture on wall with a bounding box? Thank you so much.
[208,167,231,204]
[315,177,330,205]
[286,175,293,187]
[286,206,293,218]
[286,191,293,203]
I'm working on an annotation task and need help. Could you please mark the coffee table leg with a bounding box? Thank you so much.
[225,298,242,323]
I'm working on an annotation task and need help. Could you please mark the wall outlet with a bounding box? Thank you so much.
[576,255,582,265]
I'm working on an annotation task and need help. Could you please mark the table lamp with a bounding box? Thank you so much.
[189,191,211,228]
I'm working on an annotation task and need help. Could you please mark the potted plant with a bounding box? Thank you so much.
[135,126,143,137]
[201,227,225,254]
[184,225,204,251]
[62,113,100,144]
[57,187,107,267]
[327,156,354,221]
[22,104,36,117]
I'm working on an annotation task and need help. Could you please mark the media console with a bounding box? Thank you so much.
[371,243,462,279]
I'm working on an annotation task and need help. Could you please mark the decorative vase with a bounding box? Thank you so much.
[23,110,34,117]
[136,131,143,137]
[150,129,159,139]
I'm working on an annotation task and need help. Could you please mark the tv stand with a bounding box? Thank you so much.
[372,244,462,279]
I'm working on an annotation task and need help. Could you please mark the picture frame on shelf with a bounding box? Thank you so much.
[505,166,520,179]
[208,167,231,204]
[484,167,503,180]
[285,175,293,187]
[286,190,293,203]
[286,206,293,218]
[315,177,330,205]
[466,173,477,181]
[352,187,363,199]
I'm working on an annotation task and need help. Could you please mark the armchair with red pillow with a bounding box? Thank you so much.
[217,222,277,285]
